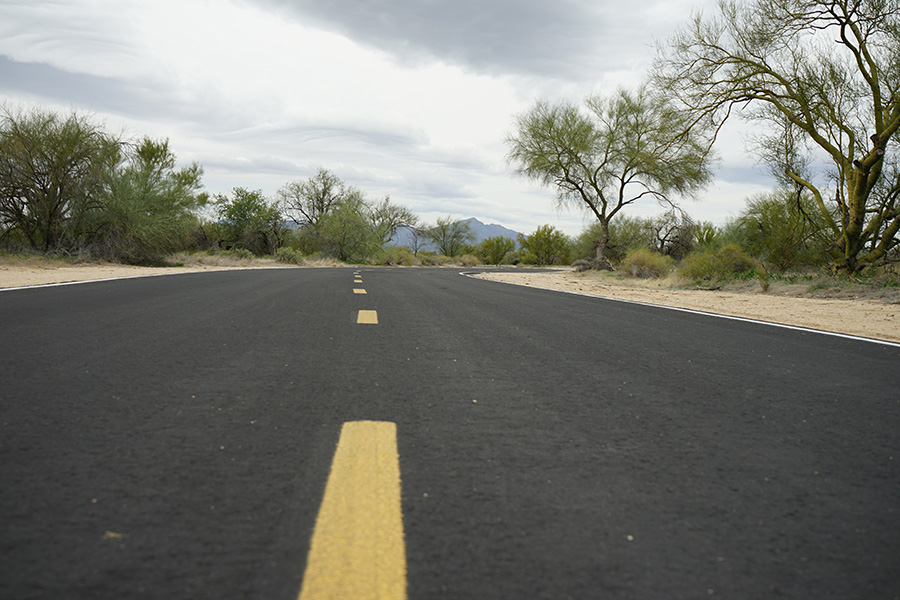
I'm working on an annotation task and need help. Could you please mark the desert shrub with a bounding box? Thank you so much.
[733,189,832,272]
[477,236,516,265]
[571,258,592,272]
[517,225,572,265]
[380,245,418,266]
[620,248,674,278]
[680,243,757,282]
[219,248,254,261]
[418,251,451,266]
[275,247,304,264]
[457,253,481,267]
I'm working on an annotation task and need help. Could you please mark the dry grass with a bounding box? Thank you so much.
[0,253,97,268]
[169,251,344,269]
[568,267,900,304]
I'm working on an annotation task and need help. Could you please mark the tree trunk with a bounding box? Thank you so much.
[591,219,615,271]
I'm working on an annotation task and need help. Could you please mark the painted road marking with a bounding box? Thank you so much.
[298,421,406,600]
[357,310,378,324]
[354,279,363,284]
[353,289,367,295]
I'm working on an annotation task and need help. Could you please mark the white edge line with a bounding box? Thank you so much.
[461,271,900,349]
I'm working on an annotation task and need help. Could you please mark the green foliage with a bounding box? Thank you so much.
[517,224,571,265]
[369,196,418,245]
[191,220,223,252]
[656,1,900,272]
[378,245,418,266]
[506,86,714,262]
[647,209,695,260]
[477,236,516,265]
[216,187,285,255]
[620,248,674,278]
[277,168,347,232]
[274,246,305,264]
[693,221,723,252]
[680,244,757,283]
[733,189,832,272]
[576,215,692,264]
[607,217,653,261]
[284,228,322,256]
[0,106,120,252]
[96,138,207,264]
[278,170,420,262]
[426,217,474,257]
[457,254,481,267]
[218,247,254,261]
[316,191,382,262]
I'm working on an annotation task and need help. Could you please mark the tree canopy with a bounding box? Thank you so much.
[427,217,474,257]
[277,167,349,233]
[655,0,900,272]
[215,187,284,255]
[0,106,120,252]
[506,87,714,268]
[518,225,571,265]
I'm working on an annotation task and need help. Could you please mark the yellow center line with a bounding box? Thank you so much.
[354,279,363,284]
[357,310,378,324]
[298,421,406,600]
[353,289,367,295]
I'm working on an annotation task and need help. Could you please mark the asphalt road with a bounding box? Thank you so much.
[1,267,899,599]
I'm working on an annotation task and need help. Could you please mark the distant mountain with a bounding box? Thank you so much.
[458,218,520,245]
[391,217,521,251]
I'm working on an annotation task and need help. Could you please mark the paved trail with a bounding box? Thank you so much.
[2,268,898,599]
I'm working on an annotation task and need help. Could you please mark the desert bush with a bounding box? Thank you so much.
[418,251,452,266]
[571,258,592,272]
[620,248,674,278]
[275,247,305,264]
[218,248,254,261]
[477,236,516,265]
[517,225,572,265]
[680,243,757,282]
[379,245,418,266]
[457,253,481,267]
[732,189,832,271]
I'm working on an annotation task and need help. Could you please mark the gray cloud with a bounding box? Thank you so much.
[0,56,160,117]
[0,56,260,136]
[256,0,616,80]
[0,0,749,234]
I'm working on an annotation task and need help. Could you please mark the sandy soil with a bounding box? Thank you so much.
[0,262,299,289]
[2,262,897,344]
[473,270,900,344]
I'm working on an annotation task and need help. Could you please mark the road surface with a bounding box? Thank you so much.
[2,267,898,599]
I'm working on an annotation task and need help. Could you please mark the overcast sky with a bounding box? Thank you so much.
[0,0,774,235]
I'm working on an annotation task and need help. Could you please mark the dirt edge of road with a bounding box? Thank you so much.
[472,270,900,344]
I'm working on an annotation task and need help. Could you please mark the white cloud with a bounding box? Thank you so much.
[0,0,771,237]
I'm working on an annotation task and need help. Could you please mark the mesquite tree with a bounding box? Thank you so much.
[656,0,900,272]
[506,87,713,269]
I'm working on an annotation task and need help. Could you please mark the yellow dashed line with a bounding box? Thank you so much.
[353,289,367,295]
[357,310,378,324]
[298,421,406,600]
[354,280,363,284]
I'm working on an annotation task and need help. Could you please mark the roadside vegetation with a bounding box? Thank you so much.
[2,2,897,292]
[503,0,899,284]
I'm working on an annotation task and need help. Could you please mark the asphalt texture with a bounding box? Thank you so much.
[1,267,899,599]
